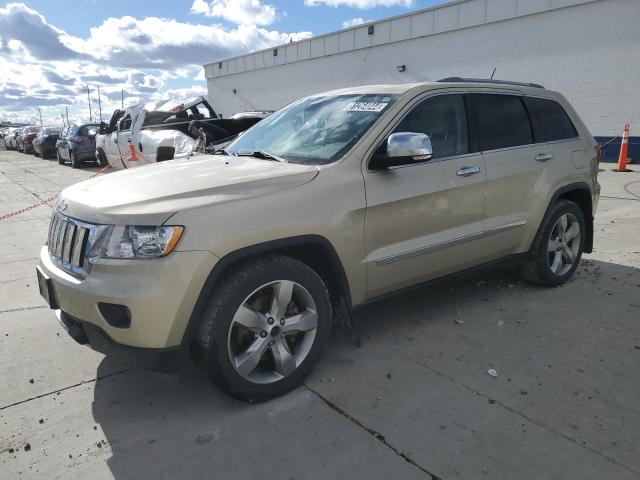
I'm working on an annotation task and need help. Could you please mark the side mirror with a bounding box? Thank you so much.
[370,132,433,170]
[99,122,108,135]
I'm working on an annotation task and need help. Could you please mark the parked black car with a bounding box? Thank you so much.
[56,123,100,168]
[33,127,62,158]
[16,126,41,153]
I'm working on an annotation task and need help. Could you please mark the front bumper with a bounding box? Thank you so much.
[38,246,218,351]
[56,310,184,373]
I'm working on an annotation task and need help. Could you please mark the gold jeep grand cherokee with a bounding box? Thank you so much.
[37,78,600,401]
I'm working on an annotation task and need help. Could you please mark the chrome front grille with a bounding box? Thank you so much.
[47,210,92,278]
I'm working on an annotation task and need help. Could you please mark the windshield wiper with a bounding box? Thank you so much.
[213,147,229,155]
[234,151,287,163]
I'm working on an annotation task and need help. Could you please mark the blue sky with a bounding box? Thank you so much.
[16,0,447,37]
[0,0,449,124]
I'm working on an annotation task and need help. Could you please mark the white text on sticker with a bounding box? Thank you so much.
[343,102,388,112]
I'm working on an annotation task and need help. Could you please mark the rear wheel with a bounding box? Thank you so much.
[57,151,65,165]
[70,151,81,168]
[523,200,585,287]
[193,254,332,402]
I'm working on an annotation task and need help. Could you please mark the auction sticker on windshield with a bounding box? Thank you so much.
[343,102,388,112]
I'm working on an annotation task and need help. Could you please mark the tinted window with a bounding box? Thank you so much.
[472,94,533,150]
[393,94,468,159]
[119,115,132,131]
[524,97,578,143]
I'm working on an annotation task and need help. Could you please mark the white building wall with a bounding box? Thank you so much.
[205,0,640,137]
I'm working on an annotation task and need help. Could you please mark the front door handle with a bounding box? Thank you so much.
[456,166,481,177]
[535,153,553,162]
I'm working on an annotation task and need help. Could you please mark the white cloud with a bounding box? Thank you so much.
[83,16,309,69]
[342,17,365,28]
[306,0,413,8]
[0,2,312,124]
[190,0,277,26]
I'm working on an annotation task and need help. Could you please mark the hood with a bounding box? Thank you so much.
[59,155,319,225]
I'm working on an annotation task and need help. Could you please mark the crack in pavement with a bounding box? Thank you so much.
[0,171,48,203]
[600,195,640,202]
[374,339,640,478]
[0,276,35,286]
[305,383,441,480]
[0,369,130,411]
[0,305,47,315]
[0,257,38,266]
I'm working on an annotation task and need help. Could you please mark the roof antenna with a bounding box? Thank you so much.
[490,67,496,79]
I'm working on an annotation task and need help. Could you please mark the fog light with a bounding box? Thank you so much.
[98,303,131,329]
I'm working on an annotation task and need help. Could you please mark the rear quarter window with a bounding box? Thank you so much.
[524,97,578,143]
[471,94,533,151]
[78,125,100,136]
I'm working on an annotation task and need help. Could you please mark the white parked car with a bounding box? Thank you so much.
[95,97,268,169]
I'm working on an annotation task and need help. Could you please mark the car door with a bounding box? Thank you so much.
[116,113,137,169]
[363,92,488,298]
[58,126,69,159]
[103,111,125,168]
[470,92,550,257]
[65,125,77,161]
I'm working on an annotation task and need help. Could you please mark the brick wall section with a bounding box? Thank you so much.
[205,0,639,138]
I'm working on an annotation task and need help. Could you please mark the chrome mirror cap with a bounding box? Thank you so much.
[387,132,433,161]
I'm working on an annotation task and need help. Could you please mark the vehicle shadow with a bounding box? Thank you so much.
[92,258,640,479]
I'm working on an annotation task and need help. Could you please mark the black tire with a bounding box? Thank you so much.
[156,146,175,162]
[57,151,65,165]
[96,149,108,167]
[193,254,332,402]
[523,199,585,287]
[70,151,80,168]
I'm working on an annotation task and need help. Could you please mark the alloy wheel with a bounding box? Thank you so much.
[547,213,581,276]
[227,280,318,384]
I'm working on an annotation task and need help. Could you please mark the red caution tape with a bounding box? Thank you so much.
[0,162,115,222]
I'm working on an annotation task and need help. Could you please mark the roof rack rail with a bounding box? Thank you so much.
[437,77,545,89]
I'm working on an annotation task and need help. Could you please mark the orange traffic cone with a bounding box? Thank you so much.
[127,139,139,161]
[614,123,632,172]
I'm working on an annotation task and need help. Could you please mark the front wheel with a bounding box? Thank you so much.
[523,200,585,287]
[193,254,332,402]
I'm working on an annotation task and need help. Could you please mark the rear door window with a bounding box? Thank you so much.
[524,97,578,143]
[393,94,469,159]
[471,94,533,151]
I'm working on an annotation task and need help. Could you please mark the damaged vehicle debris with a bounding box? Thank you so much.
[95,96,269,169]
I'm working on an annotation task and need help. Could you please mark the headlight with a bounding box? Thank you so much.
[87,225,184,261]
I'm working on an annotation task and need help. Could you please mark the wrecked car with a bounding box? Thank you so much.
[95,96,268,169]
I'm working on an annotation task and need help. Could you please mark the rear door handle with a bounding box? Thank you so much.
[535,153,553,162]
[456,166,481,177]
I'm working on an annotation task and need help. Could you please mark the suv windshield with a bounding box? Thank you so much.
[225,93,398,165]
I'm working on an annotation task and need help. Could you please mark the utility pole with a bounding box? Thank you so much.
[65,106,69,124]
[86,85,92,122]
[61,112,65,126]
[38,108,43,126]
[121,89,124,109]
[97,85,102,122]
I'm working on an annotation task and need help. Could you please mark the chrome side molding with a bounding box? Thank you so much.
[376,221,526,266]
